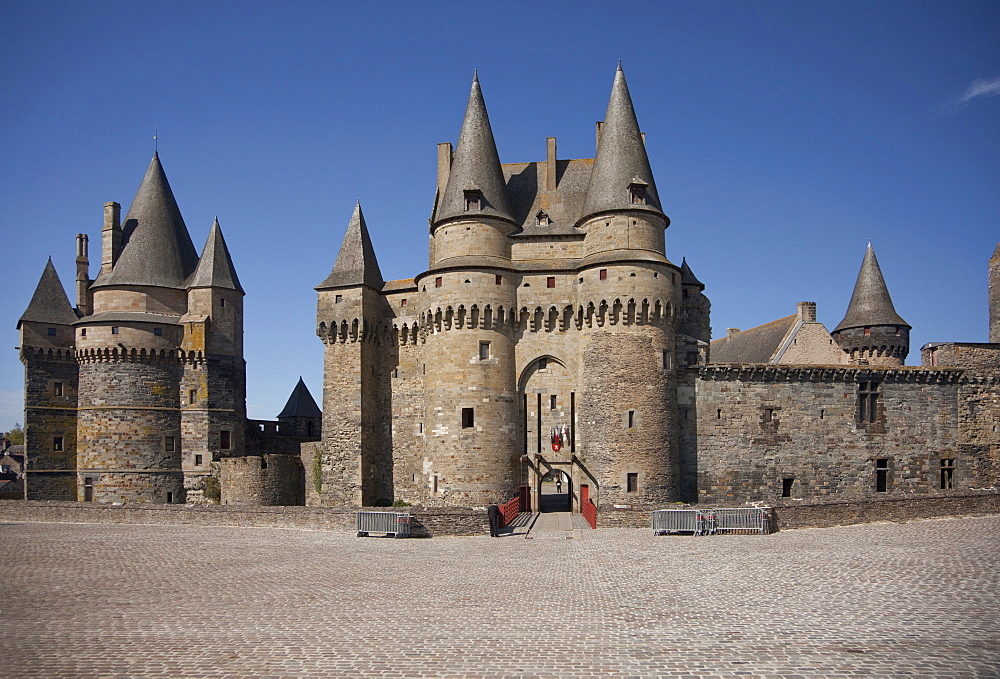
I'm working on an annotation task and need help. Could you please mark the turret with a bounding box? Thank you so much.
[990,242,1000,343]
[832,243,910,366]
[678,257,711,344]
[277,377,322,439]
[429,73,515,268]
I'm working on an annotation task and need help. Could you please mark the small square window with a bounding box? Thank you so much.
[154,328,162,336]
[547,277,556,288]
[629,184,646,205]
[538,358,547,370]
[464,190,482,211]
[461,407,475,429]
[401,298,407,306]
[54,382,63,396]
[335,294,343,303]
[195,454,203,466]
[53,436,64,452]
[435,277,443,288]
[111,327,120,335]
[864,326,871,336]
[47,327,56,336]
[165,436,175,453]
[220,430,231,450]
[599,269,607,281]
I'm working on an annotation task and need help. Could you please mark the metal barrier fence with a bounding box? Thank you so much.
[498,497,520,527]
[651,507,771,536]
[356,511,412,538]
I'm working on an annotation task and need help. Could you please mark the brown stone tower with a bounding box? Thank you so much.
[832,243,910,365]
[990,242,1000,342]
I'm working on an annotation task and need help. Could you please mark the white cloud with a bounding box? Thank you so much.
[940,76,1000,114]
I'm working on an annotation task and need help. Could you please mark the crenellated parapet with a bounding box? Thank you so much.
[700,364,964,385]
[74,346,207,364]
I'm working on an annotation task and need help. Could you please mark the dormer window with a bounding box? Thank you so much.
[464,190,482,212]
[628,182,647,205]
[536,210,550,226]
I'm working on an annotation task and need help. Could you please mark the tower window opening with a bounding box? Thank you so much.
[221,298,226,307]
[628,184,646,205]
[626,473,638,493]
[479,341,490,361]
[782,478,794,497]
[538,358,547,370]
[464,190,482,211]
[762,408,774,424]
[627,410,636,429]
[940,458,955,490]
[599,269,607,281]
[261,456,268,469]
[857,380,881,424]
[716,408,722,419]
[165,436,175,453]
[166,492,174,503]
[53,436,64,452]
[875,458,889,492]
[550,395,557,410]
[154,327,162,336]
[335,294,343,303]
[495,274,502,285]
[820,409,825,419]
[435,277,443,288]
[401,298,407,306]
[195,454,203,466]
[189,389,197,405]
[81,328,86,337]
[462,407,475,429]
[536,210,550,226]
[111,327,120,335]
[895,326,901,336]
[864,326,871,336]
[547,277,556,288]
[220,430,231,450]
[54,382,63,396]
[47,327,56,336]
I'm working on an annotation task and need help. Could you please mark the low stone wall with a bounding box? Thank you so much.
[597,490,1000,530]
[0,500,490,537]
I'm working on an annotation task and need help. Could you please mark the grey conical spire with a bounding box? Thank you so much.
[317,203,384,289]
[581,63,662,219]
[94,153,199,289]
[188,218,244,293]
[680,257,704,290]
[435,73,514,224]
[277,377,322,418]
[992,242,1000,260]
[833,243,909,332]
[18,259,79,328]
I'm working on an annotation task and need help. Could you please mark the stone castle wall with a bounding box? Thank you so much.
[220,454,304,506]
[21,349,79,500]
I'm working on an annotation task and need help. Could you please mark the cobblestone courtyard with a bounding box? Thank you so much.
[2,515,998,678]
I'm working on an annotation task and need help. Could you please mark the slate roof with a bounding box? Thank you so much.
[435,73,515,224]
[680,258,704,289]
[317,203,384,290]
[581,64,662,221]
[93,153,199,290]
[709,315,797,364]
[277,378,322,419]
[833,243,909,332]
[188,218,244,293]
[18,259,79,328]
[504,158,592,234]
[992,242,1000,260]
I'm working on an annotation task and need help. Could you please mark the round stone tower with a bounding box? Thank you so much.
[990,242,1000,343]
[832,243,910,366]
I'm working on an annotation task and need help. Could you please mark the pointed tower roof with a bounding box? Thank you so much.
[94,153,199,289]
[992,242,1000,260]
[435,73,515,224]
[316,203,384,290]
[833,243,909,332]
[18,259,79,328]
[187,218,244,293]
[680,257,704,290]
[277,378,322,418]
[581,64,662,220]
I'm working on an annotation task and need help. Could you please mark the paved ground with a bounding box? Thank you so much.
[2,515,999,678]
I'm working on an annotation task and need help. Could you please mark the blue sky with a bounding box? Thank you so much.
[2,1,998,428]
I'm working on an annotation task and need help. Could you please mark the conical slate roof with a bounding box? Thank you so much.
[188,218,244,293]
[277,378,322,418]
[435,73,515,224]
[316,203,384,289]
[833,243,909,332]
[94,153,199,289]
[18,259,79,328]
[581,63,662,220]
[680,257,704,290]
[992,242,1000,260]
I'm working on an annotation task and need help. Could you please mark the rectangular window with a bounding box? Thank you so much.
[165,436,175,453]
[495,274,502,285]
[194,454,203,466]
[461,407,475,429]
[626,473,638,493]
[550,395,557,410]
[464,190,481,211]
[166,492,174,503]
[479,341,490,361]
[335,294,343,303]
[875,458,889,492]
[220,298,226,307]
[81,328,86,337]
[547,276,556,288]
[940,458,955,490]
[220,430,231,450]
[53,436,64,452]
[154,327,162,336]
[401,298,407,306]
[782,478,794,497]
[47,327,56,336]
[599,269,607,281]
[54,382,63,396]
[435,276,443,288]
[111,327,120,335]
[762,408,774,423]
[83,477,94,502]
[858,380,881,424]
[189,389,197,405]
[627,410,636,428]
[864,326,871,336]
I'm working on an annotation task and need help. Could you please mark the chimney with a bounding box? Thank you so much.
[101,201,121,275]
[727,328,740,338]
[436,143,452,195]
[797,302,817,322]
[76,233,91,316]
[545,137,557,191]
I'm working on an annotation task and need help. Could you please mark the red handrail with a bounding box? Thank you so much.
[499,497,520,527]
[582,498,597,529]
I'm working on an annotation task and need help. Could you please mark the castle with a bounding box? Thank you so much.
[18,66,1000,514]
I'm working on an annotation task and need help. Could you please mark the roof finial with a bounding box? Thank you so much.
[617,59,622,70]
[153,127,158,153]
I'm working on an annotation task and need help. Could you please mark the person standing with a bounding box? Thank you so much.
[487,503,502,537]
[556,475,563,493]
